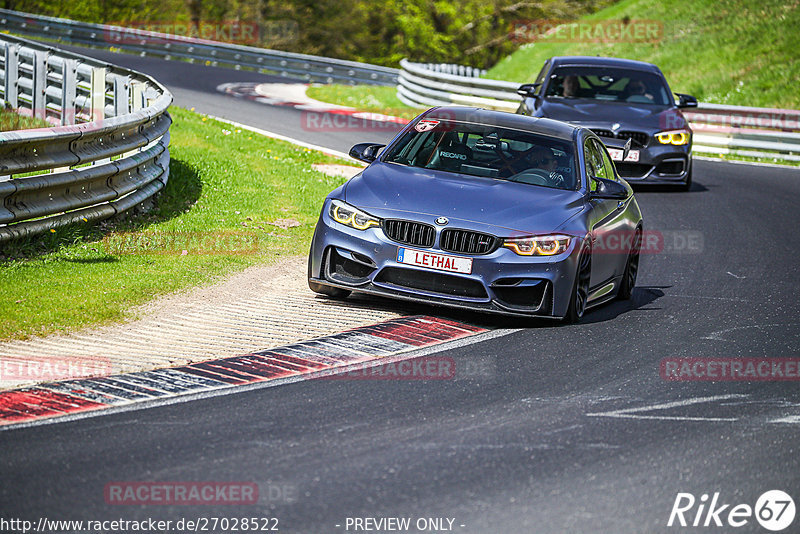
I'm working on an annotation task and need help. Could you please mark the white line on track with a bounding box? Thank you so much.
[770,415,800,424]
[586,394,749,422]
[701,322,800,341]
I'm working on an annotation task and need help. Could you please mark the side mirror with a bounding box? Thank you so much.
[517,83,541,98]
[349,143,386,163]
[675,93,698,108]
[591,177,628,200]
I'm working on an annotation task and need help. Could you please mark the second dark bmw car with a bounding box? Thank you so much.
[517,56,697,190]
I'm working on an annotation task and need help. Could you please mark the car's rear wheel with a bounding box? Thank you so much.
[617,228,641,300]
[308,254,351,299]
[564,245,591,323]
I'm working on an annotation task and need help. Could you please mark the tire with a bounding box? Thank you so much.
[617,229,641,300]
[679,162,693,191]
[564,245,592,323]
[307,254,351,299]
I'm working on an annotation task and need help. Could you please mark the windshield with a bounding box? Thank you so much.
[383,120,577,190]
[545,66,671,106]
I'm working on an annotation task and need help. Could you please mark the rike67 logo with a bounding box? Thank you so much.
[668,490,795,531]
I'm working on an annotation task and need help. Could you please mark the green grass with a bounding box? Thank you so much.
[306,84,418,118]
[486,0,800,109]
[0,107,352,340]
[0,108,51,131]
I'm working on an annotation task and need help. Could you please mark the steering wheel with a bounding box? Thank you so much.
[508,168,552,186]
[490,144,520,177]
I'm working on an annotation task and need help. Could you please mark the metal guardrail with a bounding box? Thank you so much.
[397,60,800,162]
[397,59,519,112]
[684,104,800,162]
[0,8,399,86]
[0,33,172,242]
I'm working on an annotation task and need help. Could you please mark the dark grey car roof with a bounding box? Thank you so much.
[549,56,661,74]
[422,107,579,142]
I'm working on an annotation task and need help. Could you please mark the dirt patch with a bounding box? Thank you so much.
[312,164,363,179]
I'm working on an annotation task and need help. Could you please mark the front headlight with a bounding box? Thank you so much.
[656,129,690,145]
[503,235,571,256]
[329,199,380,230]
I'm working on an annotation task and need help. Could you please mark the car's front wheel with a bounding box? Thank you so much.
[564,245,592,323]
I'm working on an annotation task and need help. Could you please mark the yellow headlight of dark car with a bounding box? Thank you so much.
[329,199,380,230]
[656,130,691,145]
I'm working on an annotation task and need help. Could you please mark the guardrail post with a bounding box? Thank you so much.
[61,58,77,125]
[124,81,146,159]
[113,75,129,116]
[4,43,18,108]
[131,82,144,111]
[90,66,106,122]
[32,50,47,119]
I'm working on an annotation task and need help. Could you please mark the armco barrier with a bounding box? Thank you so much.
[684,104,800,162]
[397,59,519,112]
[0,8,398,86]
[398,60,800,162]
[0,33,172,242]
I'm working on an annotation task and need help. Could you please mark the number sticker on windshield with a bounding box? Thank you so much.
[414,120,440,133]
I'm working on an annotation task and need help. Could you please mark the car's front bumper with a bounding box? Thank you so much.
[308,202,584,319]
[604,140,692,185]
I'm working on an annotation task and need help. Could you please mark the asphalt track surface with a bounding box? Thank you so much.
[2,46,800,533]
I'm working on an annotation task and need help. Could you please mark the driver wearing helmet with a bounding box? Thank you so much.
[530,145,566,188]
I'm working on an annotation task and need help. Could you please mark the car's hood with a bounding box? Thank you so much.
[535,99,686,132]
[342,162,584,235]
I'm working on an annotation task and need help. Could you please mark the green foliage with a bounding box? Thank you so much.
[6,0,610,68]
[485,0,800,108]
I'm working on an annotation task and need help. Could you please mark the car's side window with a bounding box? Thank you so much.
[595,140,618,181]
[584,139,607,189]
[534,61,549,87]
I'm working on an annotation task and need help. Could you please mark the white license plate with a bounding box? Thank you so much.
[396,247,472,274]
[607,148,640,162]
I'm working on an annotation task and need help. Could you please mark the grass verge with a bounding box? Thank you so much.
[0,107,353,340]
[697,153,800,168]
[306,84,418,118]
[0,108,51,131]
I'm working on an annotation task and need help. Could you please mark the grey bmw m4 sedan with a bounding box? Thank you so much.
[308,107,643,322]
